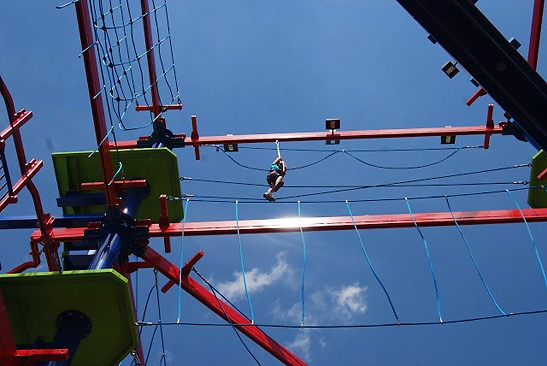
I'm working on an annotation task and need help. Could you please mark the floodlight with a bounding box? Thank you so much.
[326,118,340,130]
[442,61,459,79]
[224,144,239,152]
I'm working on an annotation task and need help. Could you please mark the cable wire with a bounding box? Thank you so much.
[207,282,262,365]
[343,146,467,169]
[137,308,547,328]
[276,164,530,200]
[405,197,443,323]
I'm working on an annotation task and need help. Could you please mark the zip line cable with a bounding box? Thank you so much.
[275,163,531,200]
[346,201,400,323]
[236,201,255,324]
[507,189,547,293]
[178,184,534,204]
[445,196,506,315]
[405,197,443,323]
[176,164,530,203]
[181,176,527,189]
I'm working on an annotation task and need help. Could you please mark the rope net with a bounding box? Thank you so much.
[89,0,181,131]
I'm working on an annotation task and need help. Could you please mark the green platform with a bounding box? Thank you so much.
[0,270,138,366]
[52,148,182,223]
[528,150,547,208]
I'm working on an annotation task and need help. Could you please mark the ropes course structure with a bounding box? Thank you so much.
[2,1,547,366]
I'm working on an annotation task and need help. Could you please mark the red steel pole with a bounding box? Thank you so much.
[111,125,505,149]
[140,0,162,117]
[75,0,117,209]
[141,247,307,366]
[34,208,547,241]
[528,0,545,69]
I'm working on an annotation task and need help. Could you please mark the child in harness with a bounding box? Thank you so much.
[263,156,286,201]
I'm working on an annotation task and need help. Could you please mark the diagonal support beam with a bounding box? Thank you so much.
[396,0,547,150]
[141,247,307,366]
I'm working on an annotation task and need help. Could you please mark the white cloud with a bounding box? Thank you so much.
[329,283,368,318]
[216,252,292,300]
[287,332,312,362]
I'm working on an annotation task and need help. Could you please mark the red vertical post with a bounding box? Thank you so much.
[528,0,545,70]
[140,0,162,118]
[484,104,494,149]
[191,115,200,160]
[75,0,117,209]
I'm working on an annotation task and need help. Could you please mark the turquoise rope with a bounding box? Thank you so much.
[346,201,400,323]
[236,200,254,323]
[297,201,307,326]
[506,189,547,292]
[177,198,190,323]
[405,197,443,323]
[445,196,506,315]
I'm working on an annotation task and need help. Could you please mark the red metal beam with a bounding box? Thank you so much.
[0,160,42,213]
[34,208,547,242]
[0,110,32,143]
[110,125,505,149]
[75,0,117,209]
[528,0,545,70]
[141,247,307,366]
[140,0,162,117]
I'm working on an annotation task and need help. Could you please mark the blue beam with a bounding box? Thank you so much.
[0,215,103,230]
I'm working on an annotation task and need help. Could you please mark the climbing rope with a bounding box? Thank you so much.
[177,198,190,323]
[236,200,255,323]
[297,201,306,327]
[346,201,400,323]
[507,189,547,293]
[405,197,443,323]
[445,196,506,315]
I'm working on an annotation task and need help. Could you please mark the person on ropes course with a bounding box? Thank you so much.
[263,156,286,201]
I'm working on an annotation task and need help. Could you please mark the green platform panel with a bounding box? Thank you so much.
[0,270,138,366]
[52,148,182,223]
[528,150,547,208]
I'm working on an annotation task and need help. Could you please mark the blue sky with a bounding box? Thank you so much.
[2,1,547,365]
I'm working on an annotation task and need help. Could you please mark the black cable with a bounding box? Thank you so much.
[230,145,476,153]
[154,270,168,366]
[219,148,339,171]
[183,176,527,189]
[276,164,530,200]
[207,282,262,365]
[218,145,475,171]
[137,308,547,329]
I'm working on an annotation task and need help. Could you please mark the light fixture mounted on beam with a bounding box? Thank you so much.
[442,61,459,79]
[326,118,341,145]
